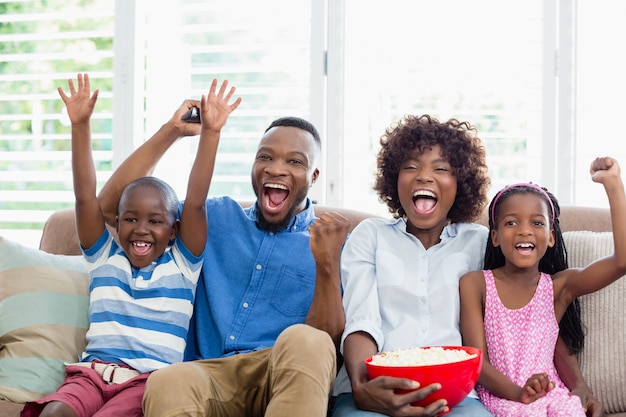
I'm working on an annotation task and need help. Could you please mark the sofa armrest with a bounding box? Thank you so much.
[38,207,81,255]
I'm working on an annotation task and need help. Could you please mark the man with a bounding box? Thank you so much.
[98,98,350,417]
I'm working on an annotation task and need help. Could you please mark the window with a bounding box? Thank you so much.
[0,0,115,247]
[143,0,319,202]
[574,0,626,206]
[336,0,547,216]
[2,0,623,249]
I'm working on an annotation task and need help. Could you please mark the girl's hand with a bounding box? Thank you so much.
[570,385,605,417]
[199,78,242,133]
[590,156,621,184]
[519,373,554,404]
[57,73,99,126]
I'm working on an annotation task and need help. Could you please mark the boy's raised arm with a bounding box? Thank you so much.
[179,79,241,256]
[97,100,203,228]
[58,73,103,249]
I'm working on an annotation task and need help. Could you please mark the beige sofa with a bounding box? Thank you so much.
[0,204,624,416]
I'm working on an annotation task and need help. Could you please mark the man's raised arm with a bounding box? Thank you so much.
[97,100,201,227]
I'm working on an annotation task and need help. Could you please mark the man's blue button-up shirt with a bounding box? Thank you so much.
[184,196,317,360]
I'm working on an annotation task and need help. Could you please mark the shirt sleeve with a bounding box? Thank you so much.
[340,218,385,353]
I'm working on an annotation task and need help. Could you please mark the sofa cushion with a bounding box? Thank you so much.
[563,230,626,414]
[0,237,89,403]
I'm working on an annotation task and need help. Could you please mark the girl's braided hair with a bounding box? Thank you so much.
[485,184,584,354]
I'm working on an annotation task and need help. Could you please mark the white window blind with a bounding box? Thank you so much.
[144,0,318,202]
[338,0,548,216]
[2,0,623,249]
[0,1,115,247]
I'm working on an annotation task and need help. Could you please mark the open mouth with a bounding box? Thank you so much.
[132,241,152,255]
[263,183,289,212]
[515,242,535,254]
[412,190,437,214]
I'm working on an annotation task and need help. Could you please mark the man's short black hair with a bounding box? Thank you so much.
[265,116,321,150]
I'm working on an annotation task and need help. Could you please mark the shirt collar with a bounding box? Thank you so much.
[246,198,316,233]
[396,217,459,243]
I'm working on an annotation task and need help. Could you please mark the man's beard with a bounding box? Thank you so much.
[255,209,294,233]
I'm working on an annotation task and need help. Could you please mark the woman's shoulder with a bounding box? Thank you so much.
[449,221,489,239]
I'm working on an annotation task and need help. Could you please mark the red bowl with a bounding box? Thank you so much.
[365,346,482,413]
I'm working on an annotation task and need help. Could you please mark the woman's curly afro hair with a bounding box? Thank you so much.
[374,114,490,223]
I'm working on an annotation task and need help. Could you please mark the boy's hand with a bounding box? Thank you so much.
[199,79,242,133]
[590,156,621,184]
[57,73,99,126]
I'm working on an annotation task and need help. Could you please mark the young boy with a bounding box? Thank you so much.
[20,74,241,417]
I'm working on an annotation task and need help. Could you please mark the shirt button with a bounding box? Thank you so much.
[229,335,235,340]
[243,302,249,308]
[269,231,274,236]
[256,264,262,270]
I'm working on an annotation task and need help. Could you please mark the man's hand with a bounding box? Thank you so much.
[309,212,350,268]
[168,99,203,138]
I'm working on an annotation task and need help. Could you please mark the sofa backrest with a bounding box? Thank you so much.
[39,204,612,256]
[38,204,378,256]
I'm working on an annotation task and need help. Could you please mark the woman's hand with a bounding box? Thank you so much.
[352,376,448,417]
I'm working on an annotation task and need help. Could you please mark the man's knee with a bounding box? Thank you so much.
[273,324,336,377]
[276,324,334,355]
[143,362,199,415]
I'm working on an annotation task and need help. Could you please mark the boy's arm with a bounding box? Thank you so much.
[59,73,103,249]
[97,100,203,228]
[179,79,241,256]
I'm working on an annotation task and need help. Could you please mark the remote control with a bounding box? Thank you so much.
[181,106,201,123]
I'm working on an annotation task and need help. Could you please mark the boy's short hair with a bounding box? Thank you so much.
[119,176,179,220]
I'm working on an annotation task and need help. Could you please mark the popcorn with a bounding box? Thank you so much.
[370,346,477,367]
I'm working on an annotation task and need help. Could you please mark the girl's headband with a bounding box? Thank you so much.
[490,182,555,225]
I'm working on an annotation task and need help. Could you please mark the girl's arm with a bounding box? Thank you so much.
[59,73,103,249]
[555,157,626,314]
[179,79,241,256]
[459,271,552,403]
[554,338,604,417]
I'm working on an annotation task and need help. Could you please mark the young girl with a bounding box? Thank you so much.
[459,156,626,417]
